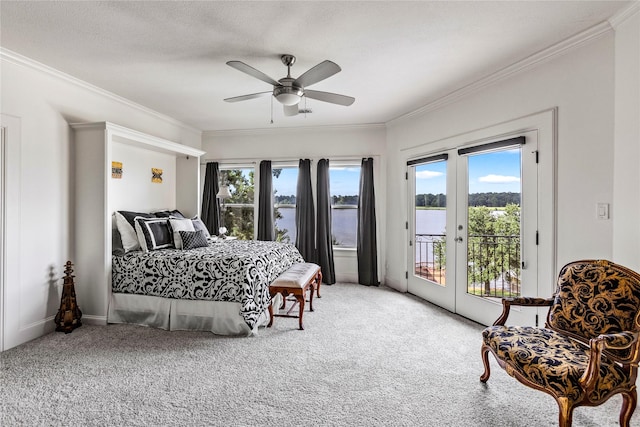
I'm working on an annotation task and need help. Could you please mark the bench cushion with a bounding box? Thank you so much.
[271,263,320,289]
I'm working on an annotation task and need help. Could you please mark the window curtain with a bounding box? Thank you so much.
[357,157,379,286]
[296,159,316,262]
[316,159,336,284]
[257,160,275,241]
[201,162,221,235]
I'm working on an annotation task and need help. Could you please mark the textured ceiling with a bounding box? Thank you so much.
[0,1,633,131]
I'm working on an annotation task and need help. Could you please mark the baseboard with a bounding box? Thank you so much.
[336,273,359,284]
[384,276,407,293]
[81,315,107,326]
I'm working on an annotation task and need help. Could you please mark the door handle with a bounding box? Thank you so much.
[455,236,463,242]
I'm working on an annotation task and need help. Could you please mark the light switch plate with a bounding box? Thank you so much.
[597,203,609,220]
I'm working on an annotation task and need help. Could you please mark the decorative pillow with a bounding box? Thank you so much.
[179,230,209,250]
[112,228,125,257]
[154,209,186,219]
[135,217,174,252]
[168,218,195,249]
[115,211,154,252]
[191,215,211,238]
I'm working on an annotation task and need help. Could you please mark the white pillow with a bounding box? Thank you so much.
[191,215,211,238]
[169,218,195,249]
[114,211,140,252]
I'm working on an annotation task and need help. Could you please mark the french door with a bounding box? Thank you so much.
[407,132,539,326]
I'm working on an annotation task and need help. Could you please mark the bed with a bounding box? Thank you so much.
[108,236,304,335]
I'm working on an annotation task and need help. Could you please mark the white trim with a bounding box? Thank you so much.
[389,21,613,125]
[0,114,22,351]
[203,123,386,137]
[0,126,4,351]
[0,48,200,135]
[609,2,640,28]
[81,315,108,326]
[71,121,204,157]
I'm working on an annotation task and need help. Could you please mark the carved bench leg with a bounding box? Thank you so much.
[315,271,323,298]
[308,282,314,312]
[296,293,305,330]
[268,299,274,327]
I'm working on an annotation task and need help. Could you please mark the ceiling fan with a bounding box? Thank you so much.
[224,54,355,117]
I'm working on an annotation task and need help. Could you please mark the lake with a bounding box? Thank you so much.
[277,207,446,249]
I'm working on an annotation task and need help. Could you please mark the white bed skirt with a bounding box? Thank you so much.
[107,293,270,336]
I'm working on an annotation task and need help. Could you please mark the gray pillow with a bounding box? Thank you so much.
[179,230,209,250]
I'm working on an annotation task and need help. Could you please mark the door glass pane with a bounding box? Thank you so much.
[466,148,521,298]
[414,160,447,285]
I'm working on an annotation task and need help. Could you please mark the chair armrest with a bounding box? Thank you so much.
[597,331,638,350]
[492,297,554,326]
[580,331,639,391]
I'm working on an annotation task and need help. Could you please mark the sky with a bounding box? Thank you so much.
[415,149,521,195]
[231,149,520,199]
[273,166,361,196]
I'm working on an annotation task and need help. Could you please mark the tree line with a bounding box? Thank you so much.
[416,192,520,208]
[274,195,359,206]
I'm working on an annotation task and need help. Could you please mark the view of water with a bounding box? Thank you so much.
[276,208,445,249]
[416,209,446,235]
[277,207,357,247]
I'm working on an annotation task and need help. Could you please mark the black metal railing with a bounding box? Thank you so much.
[414,233,521,298]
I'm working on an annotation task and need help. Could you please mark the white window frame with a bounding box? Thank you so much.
[329,160,361,250]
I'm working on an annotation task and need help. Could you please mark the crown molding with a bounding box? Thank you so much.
[388,20,614,126]
[203,122,386,138]
[0,47,201,135]
[609,2,640,28]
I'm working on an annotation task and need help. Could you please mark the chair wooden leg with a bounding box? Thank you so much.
[620,389,637,427]
[480,345,491,383]
[557,397,573,427]
[308,284,314,312]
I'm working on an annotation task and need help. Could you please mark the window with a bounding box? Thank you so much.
[272,166,298,243]
[219,167,254,240]
[329,164,360,248]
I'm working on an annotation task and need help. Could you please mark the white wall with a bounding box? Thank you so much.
[385,30,617,292]
[0,51,201,350]
[202,125,387,283]
[111,142,177,213]
[612,8,640,271]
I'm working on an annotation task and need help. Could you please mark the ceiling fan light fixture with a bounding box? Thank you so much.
[273,86,303,106]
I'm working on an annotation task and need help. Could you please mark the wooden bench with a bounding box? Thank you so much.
[268,263,322,330]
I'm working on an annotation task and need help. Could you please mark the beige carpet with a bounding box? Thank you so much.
[0,283,628,426]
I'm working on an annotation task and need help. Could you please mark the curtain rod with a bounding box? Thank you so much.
[199,155,374,166]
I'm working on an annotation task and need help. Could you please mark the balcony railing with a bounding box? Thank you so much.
[414,233,521,298]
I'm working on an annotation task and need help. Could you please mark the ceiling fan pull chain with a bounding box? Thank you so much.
[270,95,274,124]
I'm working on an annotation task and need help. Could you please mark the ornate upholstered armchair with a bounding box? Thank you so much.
[480,259,640,427]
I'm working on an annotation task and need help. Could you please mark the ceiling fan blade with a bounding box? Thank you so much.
[294,60,341,88]
[223,91,271,103]
[226,61,281,87]
[283,104,299,117]
[304,90,355,106]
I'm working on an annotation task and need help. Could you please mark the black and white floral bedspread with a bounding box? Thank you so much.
[112,240,304,328]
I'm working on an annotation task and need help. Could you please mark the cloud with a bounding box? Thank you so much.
[478,174,520,184]
[416,170,444,179]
